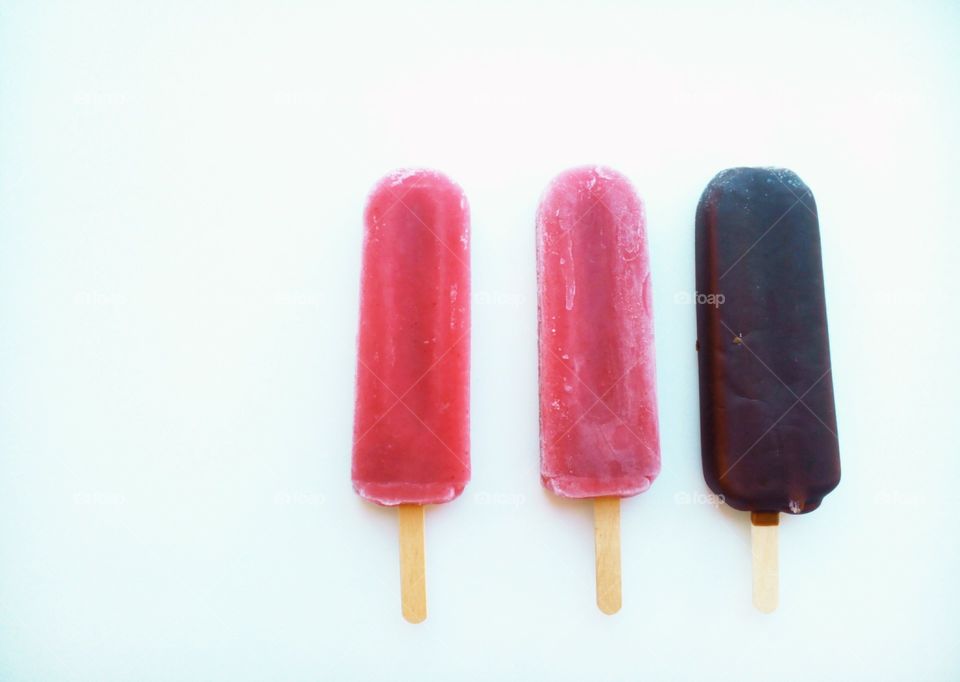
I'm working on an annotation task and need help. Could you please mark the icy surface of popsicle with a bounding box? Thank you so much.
[695,167,840,514]
[352,169,470,506]
[537,167,660,499]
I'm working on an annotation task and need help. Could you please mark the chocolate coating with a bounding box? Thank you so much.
[695,167,840,514]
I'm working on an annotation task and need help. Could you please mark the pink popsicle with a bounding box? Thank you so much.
[537,166,659,614]
[537,166,660,498]
[352,169,470,623]
[352,169,470,506]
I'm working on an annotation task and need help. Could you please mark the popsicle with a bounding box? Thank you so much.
[537,166,660,614]
[352,168,470,623]
[695,167,840,612]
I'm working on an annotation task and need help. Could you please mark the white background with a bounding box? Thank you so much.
[1,1,958,680]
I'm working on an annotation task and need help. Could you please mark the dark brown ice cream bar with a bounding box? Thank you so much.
[695,167,840,514]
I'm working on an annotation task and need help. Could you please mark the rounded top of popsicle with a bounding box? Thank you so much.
[539,165,639,201]
[700,167,812,203]
[365,168,467,211]
[537,166,645,238]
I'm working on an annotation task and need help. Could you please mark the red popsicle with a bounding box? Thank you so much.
[352,168,470,622]
[537,166,660,613]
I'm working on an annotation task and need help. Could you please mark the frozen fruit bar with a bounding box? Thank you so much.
[537,167,660,499]
[352,169,470,507]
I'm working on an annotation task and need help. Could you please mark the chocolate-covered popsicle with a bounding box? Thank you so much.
[695,167,840,611]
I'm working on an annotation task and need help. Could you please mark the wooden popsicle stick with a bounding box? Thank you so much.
[398,504,427,623]
[750,511,779,613]
[594,496,622,615]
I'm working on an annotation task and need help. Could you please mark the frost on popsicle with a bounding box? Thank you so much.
[537,167,660,499]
